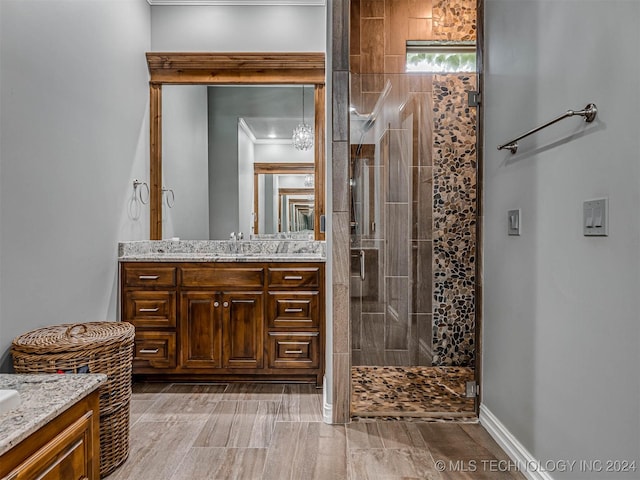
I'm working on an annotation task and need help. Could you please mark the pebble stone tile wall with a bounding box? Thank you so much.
[432,73,477,366]
[433,0,477,41]
[431,0,477,367]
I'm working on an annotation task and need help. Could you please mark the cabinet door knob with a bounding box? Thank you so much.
[223,301,229,308]
[214,301,220,307]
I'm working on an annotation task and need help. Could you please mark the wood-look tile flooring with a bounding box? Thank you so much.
[352,366,476,418]
[107,382,524,480]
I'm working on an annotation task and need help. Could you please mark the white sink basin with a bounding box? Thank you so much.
[0,389,20,414]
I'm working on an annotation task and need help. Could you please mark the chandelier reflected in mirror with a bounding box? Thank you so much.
[292,86,314,151]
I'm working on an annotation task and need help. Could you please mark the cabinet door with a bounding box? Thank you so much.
[222,292,264,369]
[5,411,94,480]
[180,292,222,369]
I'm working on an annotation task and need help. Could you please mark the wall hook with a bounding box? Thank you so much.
[133,179,149,205]
[162,187,175,208]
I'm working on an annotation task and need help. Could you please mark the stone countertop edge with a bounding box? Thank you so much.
[118,240,327,263]
[0,373,107,457]
[118,254,326,263]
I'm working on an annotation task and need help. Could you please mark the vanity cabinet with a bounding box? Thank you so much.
[0,391,100,480]
[121,261,324,384]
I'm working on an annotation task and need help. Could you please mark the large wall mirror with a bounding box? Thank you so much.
[146,53,325,240]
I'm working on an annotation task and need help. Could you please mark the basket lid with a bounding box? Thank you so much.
[11,322,134,354]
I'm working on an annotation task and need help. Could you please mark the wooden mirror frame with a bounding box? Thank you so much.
[253,163,315,235]
[146,52,326,240]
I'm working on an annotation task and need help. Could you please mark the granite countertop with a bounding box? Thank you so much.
[0,374,106,456]
[118,240,326,263]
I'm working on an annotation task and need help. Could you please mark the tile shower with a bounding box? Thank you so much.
[349,0,478,416]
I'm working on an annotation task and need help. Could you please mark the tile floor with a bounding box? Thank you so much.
[106,382,524,480]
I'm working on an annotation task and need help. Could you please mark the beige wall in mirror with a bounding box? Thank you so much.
[146,53,326,241]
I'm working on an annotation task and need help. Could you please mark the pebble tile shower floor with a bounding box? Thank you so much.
[351,366,476,418]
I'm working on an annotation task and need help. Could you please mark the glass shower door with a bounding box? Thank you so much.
[349,69,478,417]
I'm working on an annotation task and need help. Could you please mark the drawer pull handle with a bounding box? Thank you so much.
[139,307,160,313]
[283,275,303,280]
[285,308,304,313]
[285,349,303,354]
[268,332,319,337]
[139,275,160,280]
[139,348,159,354]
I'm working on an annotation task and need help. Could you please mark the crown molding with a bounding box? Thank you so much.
[147,0,325,5]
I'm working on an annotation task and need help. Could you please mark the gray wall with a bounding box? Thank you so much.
[150,5,325,52]
[483,1,640,477]
[0,0,150,369]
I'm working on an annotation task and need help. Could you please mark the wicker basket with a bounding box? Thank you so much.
[11,322,135,478]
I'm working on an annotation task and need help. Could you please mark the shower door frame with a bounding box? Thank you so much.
[334,0,486,421]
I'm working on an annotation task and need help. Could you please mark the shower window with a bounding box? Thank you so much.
[406,41,476,73]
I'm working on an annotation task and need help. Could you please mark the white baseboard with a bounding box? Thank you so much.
[322,376,333,424]
[480,404,554,480]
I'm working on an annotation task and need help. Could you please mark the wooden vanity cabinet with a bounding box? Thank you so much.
[121,261,324,384]
[0,390,100,480]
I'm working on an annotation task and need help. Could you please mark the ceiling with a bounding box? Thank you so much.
[241,117,313,143]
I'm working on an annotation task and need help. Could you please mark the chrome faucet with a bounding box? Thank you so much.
[229,232,244,253]
[229,232,238,253]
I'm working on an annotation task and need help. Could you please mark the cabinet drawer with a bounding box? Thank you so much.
[268,267,321,288]
[123,265,177,287]
[181,266,263,289]
[267,292,319,329]
[134,332,176,369]
[267,332,319,369]
[123,291,176,328]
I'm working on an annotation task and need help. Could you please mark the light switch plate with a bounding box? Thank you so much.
[508,209,521,236]
[583,198,608,236]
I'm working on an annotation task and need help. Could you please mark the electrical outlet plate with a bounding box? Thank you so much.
[583,198,608,236]
[507,209,521,236]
